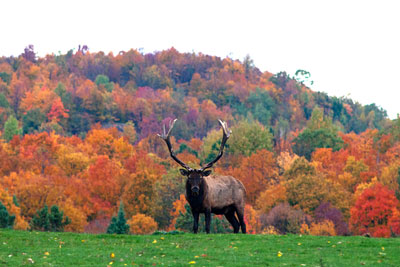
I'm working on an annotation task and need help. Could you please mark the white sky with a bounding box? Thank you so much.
[1,0,399,118]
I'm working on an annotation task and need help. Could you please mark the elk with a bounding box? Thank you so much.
[158,119,246,234]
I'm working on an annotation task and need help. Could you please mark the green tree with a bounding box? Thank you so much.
[246,88,276,126]
[95,74,114,92]
[0,72,11,84]
[228,120,273,157]
[294,69,314,87]
[3,115,22,141]
[293,107,343,160]
[0,201,15,229]
[292,128,344,160]
[30,205,70,232]
[30,205,50,231]
[107,202,129,234]
[0,93,10,108]
[22,108,46,134]
[49,205,71,232]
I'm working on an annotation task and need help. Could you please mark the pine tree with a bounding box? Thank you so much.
[0,201,15,229]
[107,202,129,234]
[30,205,70,232]
[30,205,50,231]
[49,205,71,232]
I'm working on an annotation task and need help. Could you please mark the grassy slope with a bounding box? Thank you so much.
[0,229,399,266]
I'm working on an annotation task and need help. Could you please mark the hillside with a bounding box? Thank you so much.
[0,46,399,237]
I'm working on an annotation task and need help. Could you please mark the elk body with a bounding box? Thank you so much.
[159,119,246,234]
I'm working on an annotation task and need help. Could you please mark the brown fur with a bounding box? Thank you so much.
[203,175,246,211]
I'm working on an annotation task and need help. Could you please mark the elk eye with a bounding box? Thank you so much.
[180,169,189,176]
[202,170,212,176]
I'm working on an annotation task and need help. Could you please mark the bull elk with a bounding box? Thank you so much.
[158,119,246,234]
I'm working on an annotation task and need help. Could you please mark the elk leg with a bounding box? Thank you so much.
[205,210,211,234]
[224,210,240,233]
[236,208,247,234]
[192,212,199,234]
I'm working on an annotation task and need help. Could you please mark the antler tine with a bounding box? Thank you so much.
[218,119,231,138]
[158,119,192,171]
[201,120,231,171]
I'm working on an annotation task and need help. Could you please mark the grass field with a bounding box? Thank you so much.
[0,229,399,266]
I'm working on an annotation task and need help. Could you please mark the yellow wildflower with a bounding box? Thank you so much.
[110,253,115,258]
[189,261,196,264]
[152,240,157,244]
[277,251,283,257]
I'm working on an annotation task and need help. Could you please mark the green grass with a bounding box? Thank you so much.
[0,229,399,266]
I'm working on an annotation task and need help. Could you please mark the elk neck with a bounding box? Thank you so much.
[186,178,206,208]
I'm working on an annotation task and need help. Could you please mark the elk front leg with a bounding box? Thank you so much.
[205,210,212,234]
[192,211,199,234]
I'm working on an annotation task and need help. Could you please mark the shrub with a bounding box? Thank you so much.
[261,225,279,235]
[263,203,309,234]
[315,202,349,235]
[300,223,310,235]
[128,213,158,234]
[309,220,337,236]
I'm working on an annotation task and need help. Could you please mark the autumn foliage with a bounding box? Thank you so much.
[0,46,399,236]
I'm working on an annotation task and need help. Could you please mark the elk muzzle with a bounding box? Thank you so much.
[191,186,200,196]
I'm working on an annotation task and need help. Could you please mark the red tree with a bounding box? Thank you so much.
[350,183,400,237]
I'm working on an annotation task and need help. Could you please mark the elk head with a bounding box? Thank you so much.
[158,119,231,195]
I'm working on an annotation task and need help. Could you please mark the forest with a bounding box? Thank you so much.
[0,45,399,237]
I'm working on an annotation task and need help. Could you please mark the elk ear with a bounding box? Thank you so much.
[179,169,189,176]
[202,170,212,177]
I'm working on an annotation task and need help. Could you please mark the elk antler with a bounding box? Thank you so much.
[158,119,193,171]
[200,119,231,171]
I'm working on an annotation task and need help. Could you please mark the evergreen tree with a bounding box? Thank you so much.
[30,205,70,232]
[107,202,129,234]
[12,195,19,207]
[49,205,71,232]
[0,201,15,229]
[30,205,50,231]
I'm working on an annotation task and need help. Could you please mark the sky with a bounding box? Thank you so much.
[1,0,399,118]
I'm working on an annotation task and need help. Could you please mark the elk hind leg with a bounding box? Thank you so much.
[235,206,246,234]
[224,209,240,233]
